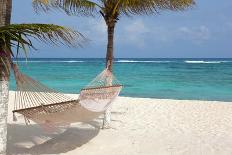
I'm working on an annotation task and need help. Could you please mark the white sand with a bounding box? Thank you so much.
[6,91,232,155]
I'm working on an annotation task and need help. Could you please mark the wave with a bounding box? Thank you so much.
[14,60,84,63]
[184,60,230,64]
[116,60,171,63]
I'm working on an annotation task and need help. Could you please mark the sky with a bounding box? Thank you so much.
[12,0,232,58]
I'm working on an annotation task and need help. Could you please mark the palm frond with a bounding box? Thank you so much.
[0,23,85,75]
[33,0,99,16]
[118,0,195,16]
[0,23,85,54]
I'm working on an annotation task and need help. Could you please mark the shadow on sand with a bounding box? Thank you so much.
[7,121,101,154]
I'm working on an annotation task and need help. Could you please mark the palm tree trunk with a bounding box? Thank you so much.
[0,0,12,154]
[105,24,115,71]
[102,23,115,129]
[0,0,12,27]
[0,80,9,154]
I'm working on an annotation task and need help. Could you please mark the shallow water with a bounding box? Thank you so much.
[10,58,232,102]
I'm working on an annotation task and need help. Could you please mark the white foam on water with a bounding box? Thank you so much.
[116,60,171,63]
[14,60,84,63]
[184,60,229,64]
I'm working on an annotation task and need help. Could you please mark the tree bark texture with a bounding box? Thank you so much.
[0,0,12,154]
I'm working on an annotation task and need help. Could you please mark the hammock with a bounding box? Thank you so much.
[12,64,122,127]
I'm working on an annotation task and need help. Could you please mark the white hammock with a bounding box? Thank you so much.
[12,64,122,127]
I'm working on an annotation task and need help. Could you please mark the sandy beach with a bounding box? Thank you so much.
[6,91,232,155]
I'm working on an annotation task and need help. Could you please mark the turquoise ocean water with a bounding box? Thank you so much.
[10,58,232,102]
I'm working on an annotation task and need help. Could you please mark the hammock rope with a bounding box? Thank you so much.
[12,64,122,127]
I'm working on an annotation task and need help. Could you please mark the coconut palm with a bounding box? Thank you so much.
[0,1,84,154]
[33,0,195,129]
[0,24,83,154]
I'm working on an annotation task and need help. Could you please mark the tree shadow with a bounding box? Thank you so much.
[7,122,100,155]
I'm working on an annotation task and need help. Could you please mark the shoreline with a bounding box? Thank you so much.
[9,90,232,103]
[119,96,232,104]
[6,91,232,155]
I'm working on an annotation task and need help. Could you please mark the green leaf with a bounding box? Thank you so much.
[0,23,86,59]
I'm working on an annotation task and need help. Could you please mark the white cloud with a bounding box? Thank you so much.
[81,18,107,44]
[125,19,149,34]
[120,19,150,47]
[178,26,210,41]
[119,19,211,47]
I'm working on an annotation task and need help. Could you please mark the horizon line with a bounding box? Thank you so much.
[13,57,232,59]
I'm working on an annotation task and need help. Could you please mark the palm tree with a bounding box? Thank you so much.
[0,1,84,154]
[0,24,83,154]
[33,0,195,129]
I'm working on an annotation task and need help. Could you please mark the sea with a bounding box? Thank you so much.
[9,58,232,102]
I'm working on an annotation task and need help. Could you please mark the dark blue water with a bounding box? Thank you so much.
[10,58,232,102]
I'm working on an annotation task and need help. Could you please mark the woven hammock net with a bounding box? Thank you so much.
[12,64,122,127]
